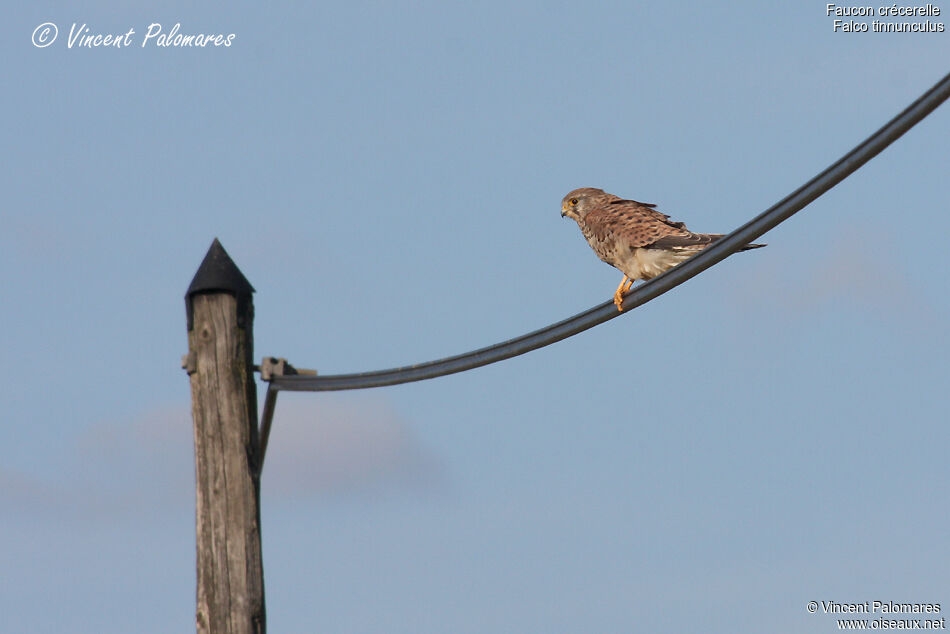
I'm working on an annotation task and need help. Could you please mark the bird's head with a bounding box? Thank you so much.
[561,188,608,222]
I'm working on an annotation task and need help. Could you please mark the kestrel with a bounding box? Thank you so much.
[561,188,765,311]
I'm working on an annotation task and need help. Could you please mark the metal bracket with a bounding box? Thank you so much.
[255,357,317,476]
[257,357,317,381]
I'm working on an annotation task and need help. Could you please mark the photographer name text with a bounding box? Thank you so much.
[32,23,236,49]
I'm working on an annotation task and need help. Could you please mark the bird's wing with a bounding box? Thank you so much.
[588,198,692,248]
[647,232,720,250]
[607,197,687,229]
[648,233,767,251]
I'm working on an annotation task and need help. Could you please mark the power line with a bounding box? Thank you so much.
[271,71,950,393]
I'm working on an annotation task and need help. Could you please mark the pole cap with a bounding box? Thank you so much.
[185,238,255,330]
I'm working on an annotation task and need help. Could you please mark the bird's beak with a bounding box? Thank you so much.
[560,204,569,217]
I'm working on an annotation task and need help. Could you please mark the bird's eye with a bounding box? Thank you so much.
[570,198,578,205]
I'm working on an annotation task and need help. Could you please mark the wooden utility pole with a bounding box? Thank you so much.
[184,239,266,634]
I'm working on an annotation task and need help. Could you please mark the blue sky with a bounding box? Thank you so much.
[4,2,949,632]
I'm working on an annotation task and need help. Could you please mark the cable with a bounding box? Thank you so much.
[272,71,950,393]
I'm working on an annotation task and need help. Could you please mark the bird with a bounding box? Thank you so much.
[561,187,765,311]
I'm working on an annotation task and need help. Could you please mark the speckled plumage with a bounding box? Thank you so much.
[561,187,764,310]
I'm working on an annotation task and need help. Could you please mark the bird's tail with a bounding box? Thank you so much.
[705,234,766,251]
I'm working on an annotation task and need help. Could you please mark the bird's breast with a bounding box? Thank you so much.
[581,229,622,267]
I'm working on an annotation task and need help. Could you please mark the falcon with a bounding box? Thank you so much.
[561,187,765,311]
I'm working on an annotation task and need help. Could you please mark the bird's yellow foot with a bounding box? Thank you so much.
[613,277,633,312]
